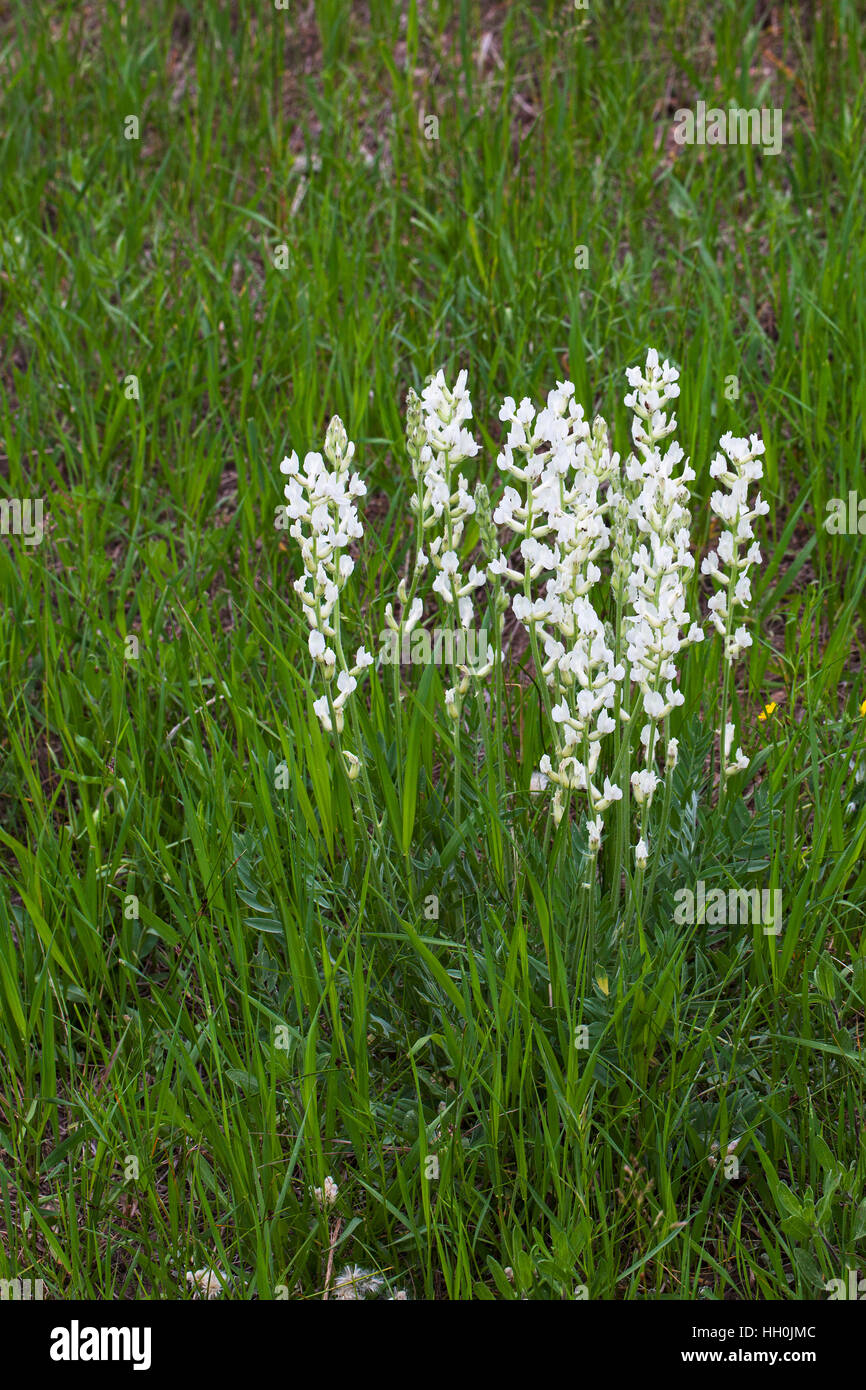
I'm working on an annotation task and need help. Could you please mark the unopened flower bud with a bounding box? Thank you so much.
[343,753,360,782]
[474,481,500,564]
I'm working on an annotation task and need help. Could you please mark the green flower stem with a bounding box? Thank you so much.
[473,681,505,892]
[346,695,405,909]
[717,568,737,815]
[642,715,673,912]
[391,658,404,801]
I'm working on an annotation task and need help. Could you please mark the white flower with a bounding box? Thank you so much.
[594,777,622,812]
[333,1265,385,1300]
[440,550,459,576]
[723,722,749,776]
[312,694,334,733]
[635,838,649,871]
[312,1175,339,1209]
[186,1269,224,1299]
[630,769,659,806]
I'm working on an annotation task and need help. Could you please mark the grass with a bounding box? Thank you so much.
[0,0,865,1301]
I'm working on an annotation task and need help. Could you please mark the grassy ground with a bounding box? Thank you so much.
[1,0,865,1301]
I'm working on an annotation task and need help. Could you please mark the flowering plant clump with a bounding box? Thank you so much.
[277,351,768,941]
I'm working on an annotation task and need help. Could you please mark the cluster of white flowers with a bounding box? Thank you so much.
[701,431,768,777]
[623,350,703,809]
[409,371,492,714]
[489,384,625,852]
[539,601,625,846]
[702,433,766,657]
[311,1175,339,1209]
[279,417,373,770]
[489,382,596,574]
[333,1264,385,1300]
[186,1268,225,1299]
